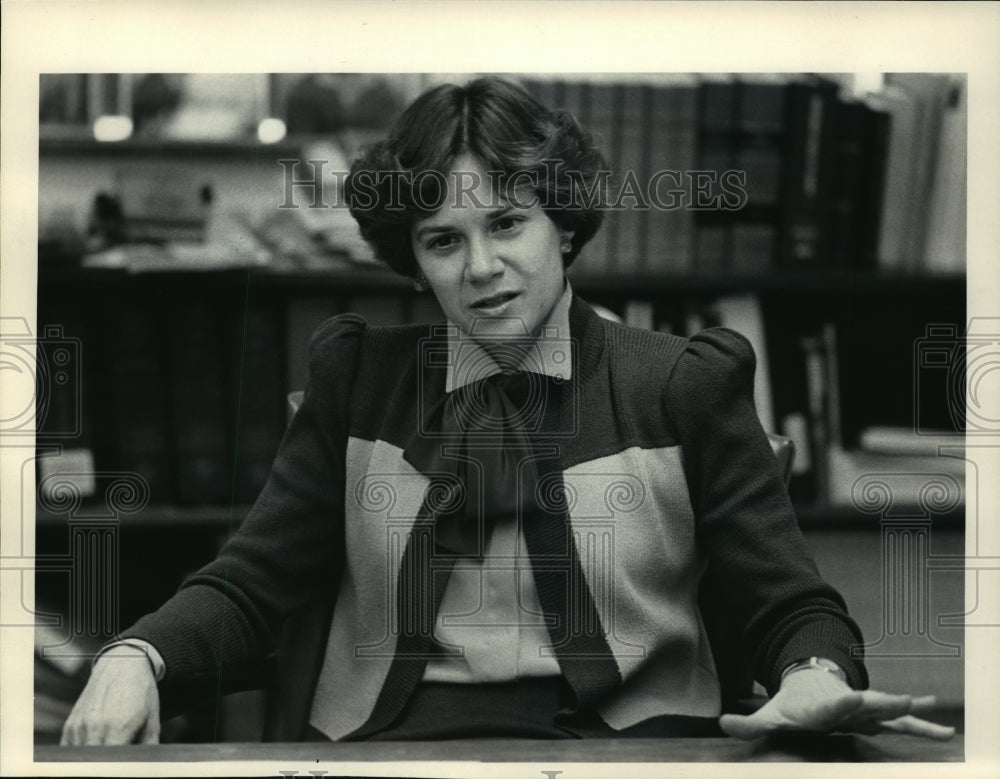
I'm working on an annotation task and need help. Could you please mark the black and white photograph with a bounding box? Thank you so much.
[2,3,998,777]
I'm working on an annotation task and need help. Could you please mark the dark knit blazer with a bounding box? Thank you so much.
[123,295,867,740]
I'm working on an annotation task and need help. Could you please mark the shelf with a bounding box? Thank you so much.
[36,502,964,529]
[37,262,966,296]
[36,505,252,528]
[39,135,303,160]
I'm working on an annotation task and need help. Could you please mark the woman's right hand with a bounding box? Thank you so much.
[60,645,161,746]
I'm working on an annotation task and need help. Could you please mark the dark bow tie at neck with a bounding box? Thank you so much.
[404,371,551,557]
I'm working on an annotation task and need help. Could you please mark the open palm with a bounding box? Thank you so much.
[719,669,955,741]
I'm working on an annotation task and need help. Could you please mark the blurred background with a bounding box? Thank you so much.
[32,72,968,742]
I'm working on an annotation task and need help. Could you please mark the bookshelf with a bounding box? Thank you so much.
[36,260,966,517]
[33,70,969,739]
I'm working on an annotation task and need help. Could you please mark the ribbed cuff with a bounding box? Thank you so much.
[761,613,868,696]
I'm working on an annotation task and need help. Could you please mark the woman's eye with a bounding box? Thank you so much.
[428,234,459,251]
[492,216,522,234]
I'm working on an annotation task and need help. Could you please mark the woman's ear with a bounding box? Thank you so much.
[413,273,429,292]
[560,232,575,255]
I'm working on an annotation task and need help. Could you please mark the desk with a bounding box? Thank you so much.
[38,734,963,763]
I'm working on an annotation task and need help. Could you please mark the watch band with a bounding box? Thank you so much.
[780,656,847,684]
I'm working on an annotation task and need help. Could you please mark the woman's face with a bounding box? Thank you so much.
[411,153,570,340]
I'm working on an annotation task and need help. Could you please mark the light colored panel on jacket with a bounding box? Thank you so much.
[562,445,721,727]
[310,436,429,740]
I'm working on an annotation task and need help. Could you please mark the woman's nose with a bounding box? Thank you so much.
[464,236,503,282]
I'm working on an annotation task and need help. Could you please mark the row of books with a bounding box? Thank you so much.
[36,291,447,509]
[611,292,966,508]
[38,298,289,507]
[520,74,966,276]
[37,280,963,511]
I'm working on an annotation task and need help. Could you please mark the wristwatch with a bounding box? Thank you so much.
[780,656,847,684]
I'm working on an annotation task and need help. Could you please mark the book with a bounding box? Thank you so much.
[858,426,966,457]
[694,77,738,270]
[868,85,921,270]
[923,76,967,273]
[579,81,618,275]
[883,74,954,270]
[730,77,787,271]
[594,82,626,275]
[713,294,775,434]
[560,77,591,131]
[763,308,819,502]
[827,445,965,508]
[777,78,839,267]
[106,303,174,503]
[229,302,286,504]
[623,300,655,331]
[826,99,890,269]
[855,102,891,270]
[800,333,831,504]
[645,78,698,272]
[167,298,231,504]
[612,82,652,274]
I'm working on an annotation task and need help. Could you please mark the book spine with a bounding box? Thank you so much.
[765,307,818,504]
[623,300,655,331]
[168,299,231,505]
[923,77,967,273]
[613,83,652,274]
[800,333,831,505]
[871,87,917,269]
[730,79,786,272]
[856,104,891,270]
[778,80,838,267]
[826,98,865,269]
[583,82,620,275]
[107,303,174,504]
[884,74,952,271]
[646,82,697,272]
[230,303,285,504]
[694,78,737,271]
[713,293,775,434]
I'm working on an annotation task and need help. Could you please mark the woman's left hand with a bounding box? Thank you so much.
[718,668,956,741]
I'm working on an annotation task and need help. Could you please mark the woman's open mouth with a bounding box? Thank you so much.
[470,291,520,314]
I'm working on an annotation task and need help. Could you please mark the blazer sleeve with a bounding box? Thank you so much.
[119,314,366,703]
[666,327,868,695]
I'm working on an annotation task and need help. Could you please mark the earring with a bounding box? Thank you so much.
[413,273,429,292]
[560,236,573,254]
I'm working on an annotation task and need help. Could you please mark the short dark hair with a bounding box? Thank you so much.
[345,77,608,279]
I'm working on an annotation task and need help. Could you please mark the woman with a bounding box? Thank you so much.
[62,77,953,745]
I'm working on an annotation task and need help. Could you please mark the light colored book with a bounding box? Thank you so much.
[859,425,965,457]
[828,444,965,509]
[714,294,775,434]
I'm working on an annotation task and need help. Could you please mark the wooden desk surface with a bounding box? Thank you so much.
[37,733,963,763]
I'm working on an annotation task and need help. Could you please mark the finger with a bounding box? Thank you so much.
[719,713,775,740]
[141,713,161,745]
[105,721,138,746]
[908,695,939,713]
[82,718,106,746]
[59,719,76,747]
[880,715,956,741]
[855,690,916,722]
